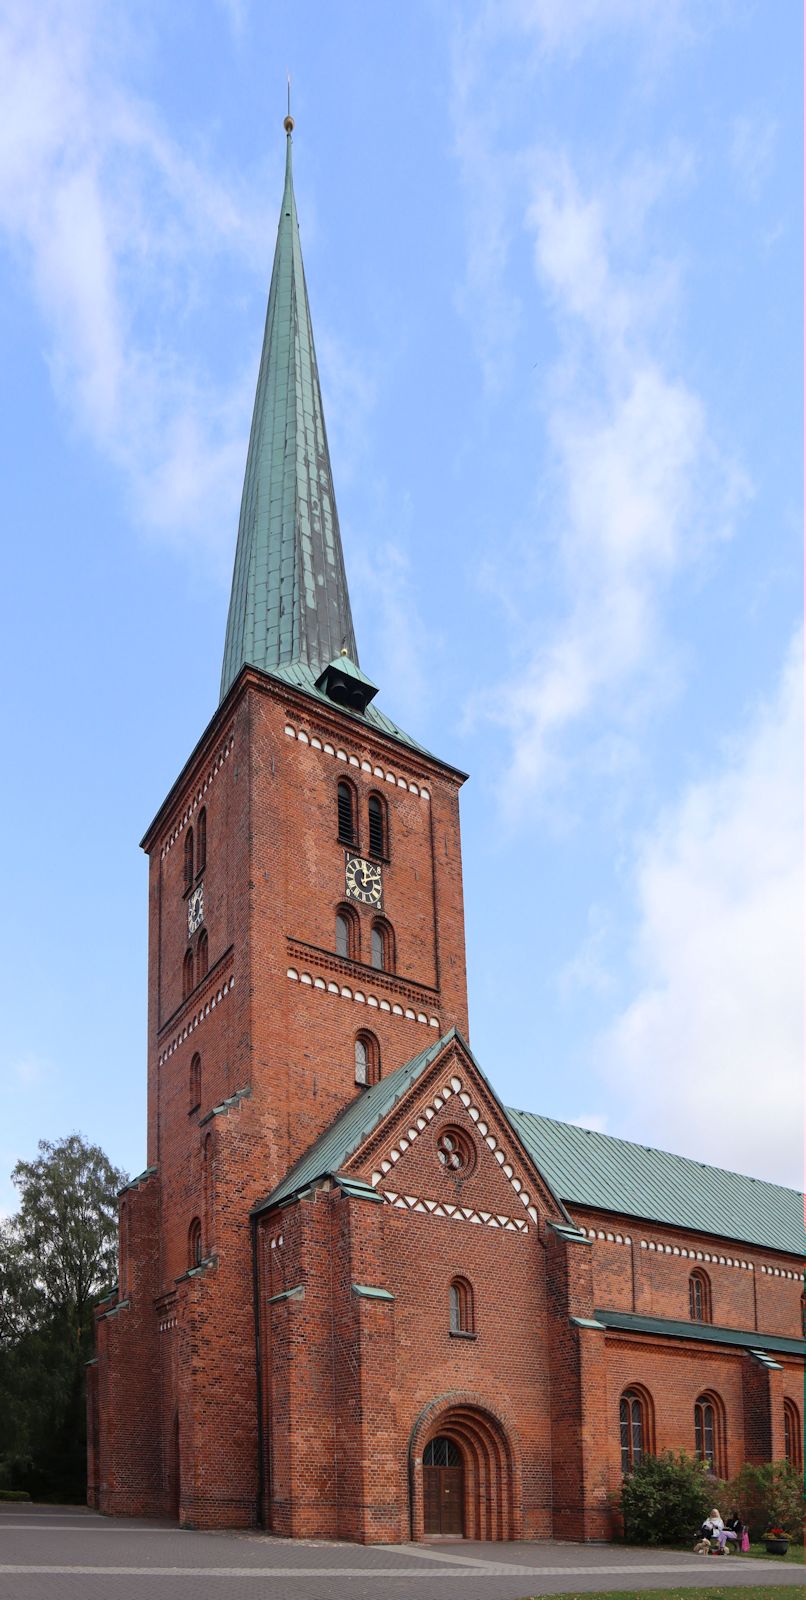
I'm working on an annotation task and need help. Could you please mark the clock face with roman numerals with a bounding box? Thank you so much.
[345,854,382,907]
[187,884,204,936]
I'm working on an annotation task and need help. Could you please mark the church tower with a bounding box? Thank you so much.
[89,119,470,1528]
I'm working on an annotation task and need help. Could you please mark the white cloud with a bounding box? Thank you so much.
[0,0,270,564]
[470,156,747,809]
[598,632,803,1188]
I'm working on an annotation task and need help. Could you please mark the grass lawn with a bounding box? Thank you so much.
[523,1591,801,1599]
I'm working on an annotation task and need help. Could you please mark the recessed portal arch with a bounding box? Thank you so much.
[409,1394,520,1541]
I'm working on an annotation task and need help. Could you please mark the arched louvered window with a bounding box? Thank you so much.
[197,807,207,873]
[184,827,194,889]
[188,1217,202,1268]
[449,1276,475,1334]
[189,1053,201,1111]
[620,1388,652,1474]
[182,947,194,999]
[689,1269,711,1323]
[337,781,356,845]
[354,1031,380,1087]
[196,929,208,983]
[368,794,387,859]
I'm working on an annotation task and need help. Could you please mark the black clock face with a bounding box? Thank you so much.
[345,854,382,907]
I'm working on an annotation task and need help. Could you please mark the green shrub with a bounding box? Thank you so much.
[728,1461,803,1545]
[620,1450,713,1545]
[0,1489,31,1501]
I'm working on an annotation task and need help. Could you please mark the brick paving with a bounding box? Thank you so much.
[0,1506,802,1599]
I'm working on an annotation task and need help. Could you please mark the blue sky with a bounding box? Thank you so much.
[0,0,801,1214]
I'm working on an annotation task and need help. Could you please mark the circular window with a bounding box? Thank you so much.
[436,1126,475,1173]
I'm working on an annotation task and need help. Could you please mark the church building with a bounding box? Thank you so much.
[88,121,804,1542]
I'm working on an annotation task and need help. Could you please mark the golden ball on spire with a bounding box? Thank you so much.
[284,114,295,133]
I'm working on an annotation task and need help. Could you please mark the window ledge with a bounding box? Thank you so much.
[449,1329,477,1340]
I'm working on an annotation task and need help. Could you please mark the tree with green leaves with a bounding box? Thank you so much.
[0,1135,126,1500]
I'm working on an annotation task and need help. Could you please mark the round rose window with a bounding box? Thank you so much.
[436,1126,475,1173]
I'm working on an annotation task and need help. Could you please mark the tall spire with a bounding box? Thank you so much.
[220,116,358,703]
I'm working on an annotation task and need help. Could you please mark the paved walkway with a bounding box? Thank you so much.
[0,1505,802,1598]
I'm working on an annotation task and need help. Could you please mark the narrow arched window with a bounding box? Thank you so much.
[689,1269,711,1322]
[784,1400,802,1473]
[337,781,356,845]
[368,794,386,859]
[182,947,194,999]
[188,1217,202,1268]
[184,827,194,888]
[336,906,358,961]
[620,1389,649,1474]
[196,929,208,982]
[694,1392,725,1475]
[189,1053,201,1111]
[370,918,394,972]
[354,1031,380,1087]
[197,807,207,874]
[449,1276,474,1334]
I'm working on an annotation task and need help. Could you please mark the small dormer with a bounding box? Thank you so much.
[315,653,379,716]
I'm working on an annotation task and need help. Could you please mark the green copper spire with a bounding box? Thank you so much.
[220,119,358,702]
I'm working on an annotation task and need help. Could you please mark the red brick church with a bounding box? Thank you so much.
[88,121,804,1541]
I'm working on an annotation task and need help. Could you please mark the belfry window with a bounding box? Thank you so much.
[368,794,386,859]
[196,929,208,983]
[337,781,356,845]
[184,827,194,889]
[197,807,207,874]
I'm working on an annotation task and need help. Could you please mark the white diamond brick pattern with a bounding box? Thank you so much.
[287,968,439,1029]
[369,1076,538,1231]
[161,733,235,859]
[158,975,236,1065]
[284,722,430,800]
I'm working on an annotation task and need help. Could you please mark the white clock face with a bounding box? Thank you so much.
[187,884,204,936]
[345,854,383,907]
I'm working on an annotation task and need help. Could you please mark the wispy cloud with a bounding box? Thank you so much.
[451,15,748,813]
[0,0,270,566]
[598,631,803,1187]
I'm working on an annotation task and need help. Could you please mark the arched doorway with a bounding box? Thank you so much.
[413,1399,519,1541]
[423,1436,464,1535]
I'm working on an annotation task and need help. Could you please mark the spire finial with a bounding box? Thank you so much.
[284,73,294,134]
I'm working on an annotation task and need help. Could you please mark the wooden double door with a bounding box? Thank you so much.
[423,1436,464,1536]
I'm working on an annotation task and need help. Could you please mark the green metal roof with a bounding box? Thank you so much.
[267,660,439,761]
[594,1308,804,1359]
[220,128,358,702]
[253,1029,459,1214]
[507,1109,805,1258]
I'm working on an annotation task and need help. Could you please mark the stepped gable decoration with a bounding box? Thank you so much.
[220,119,358,701]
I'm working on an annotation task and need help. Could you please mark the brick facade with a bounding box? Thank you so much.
[89,659,804,1539]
